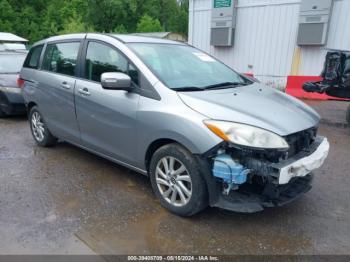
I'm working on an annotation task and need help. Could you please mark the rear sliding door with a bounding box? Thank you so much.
[37,41,82,143]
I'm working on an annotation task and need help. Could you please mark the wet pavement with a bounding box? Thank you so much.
[0,100,350,255]
[304,99,349,128]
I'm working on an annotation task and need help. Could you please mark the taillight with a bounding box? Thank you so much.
[17,77,25,88]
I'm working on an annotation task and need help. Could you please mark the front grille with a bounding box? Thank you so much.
[285,127,317,157]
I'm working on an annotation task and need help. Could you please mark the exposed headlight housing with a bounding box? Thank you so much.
[204,120,289,150]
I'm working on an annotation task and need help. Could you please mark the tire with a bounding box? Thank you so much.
[0,108,5,118]
[347,105,350,125]
[0,94,7,118]
[29,106,57,147]
[149,143,208,216]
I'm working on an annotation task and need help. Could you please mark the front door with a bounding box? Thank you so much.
[75,41,140,165]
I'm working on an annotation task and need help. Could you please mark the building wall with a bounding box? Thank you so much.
[189,0,350,89]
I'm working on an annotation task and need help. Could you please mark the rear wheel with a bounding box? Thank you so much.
[346,104,350,125]
[29,106,57,147]
[149,143,208,216]
[0,94,7,118]
[0,108,5,118]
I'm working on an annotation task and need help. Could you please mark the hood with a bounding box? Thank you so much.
[178,83,320,136]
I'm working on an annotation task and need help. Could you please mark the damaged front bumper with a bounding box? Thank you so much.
[198,136,329,213]
[214,174,314,213]
[273,137,329,184]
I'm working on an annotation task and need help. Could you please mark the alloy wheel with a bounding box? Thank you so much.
[31,111,45,142]
[155,156,192,207]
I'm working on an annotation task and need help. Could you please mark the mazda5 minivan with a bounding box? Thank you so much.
[21,34,329,216]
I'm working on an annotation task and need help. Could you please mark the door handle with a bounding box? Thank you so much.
[78,88,91,96]
[60,82,71,89]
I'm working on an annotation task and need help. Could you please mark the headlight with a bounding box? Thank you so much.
[204,120,289,149]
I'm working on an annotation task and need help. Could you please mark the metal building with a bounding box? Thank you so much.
[189,0,350,90]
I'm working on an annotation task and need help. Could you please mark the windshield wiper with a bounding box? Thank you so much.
[173,82,248,92]
[202,81,247,90]
[172,86,204,92]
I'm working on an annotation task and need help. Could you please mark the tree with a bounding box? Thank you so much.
[59,15,88,35]
[86,0,126,32]
[114,24,128,34]
[136,15,163,33]
[0,0,189,43]
[179,0,189,35]
[0,0,15,32]
[159,0,178,31]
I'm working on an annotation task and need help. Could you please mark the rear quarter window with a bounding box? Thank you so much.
[23,45,44,69]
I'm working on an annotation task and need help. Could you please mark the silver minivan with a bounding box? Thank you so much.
[21,33,329,216]
[0,49,27,117]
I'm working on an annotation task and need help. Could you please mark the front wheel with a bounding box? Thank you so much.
[149,143,208,216]
[29,106,57,147]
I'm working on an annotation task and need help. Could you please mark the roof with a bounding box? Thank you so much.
[0,32,28,42]
[34,33,87,46]
[110,34,185,45]
[31,33,186,47]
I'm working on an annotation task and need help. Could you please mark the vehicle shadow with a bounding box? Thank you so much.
[50,141,313,255]
[54,140,308,223]
[0,114,27,122]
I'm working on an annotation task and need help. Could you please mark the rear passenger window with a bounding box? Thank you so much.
[42,42,80,76]
[84,41,138,84]
[23,45,43,69]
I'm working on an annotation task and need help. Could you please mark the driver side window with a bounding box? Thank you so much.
[84,41,139,85]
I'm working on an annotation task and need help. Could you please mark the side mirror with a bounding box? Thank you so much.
[101,72,132,91]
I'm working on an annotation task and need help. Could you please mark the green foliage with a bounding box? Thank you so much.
[136,15,163,33]
[0,0,15,32]
[59,17,86,35]
[113,25,128,34]
[0,0,189,43]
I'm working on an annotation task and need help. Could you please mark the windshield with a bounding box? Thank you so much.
[128,43,248,90]
[0,53,27,73]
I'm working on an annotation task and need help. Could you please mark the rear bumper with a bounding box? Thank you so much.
[0,87,26,115]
